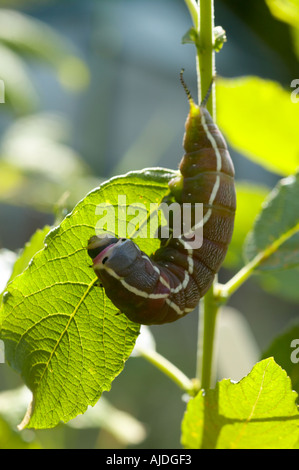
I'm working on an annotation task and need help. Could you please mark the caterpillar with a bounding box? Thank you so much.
[88,76,236,325]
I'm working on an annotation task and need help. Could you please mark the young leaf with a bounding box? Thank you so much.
[216,77,299,176]
[181,358,299,449]
[0,168,175,429]
[244,173,299,270]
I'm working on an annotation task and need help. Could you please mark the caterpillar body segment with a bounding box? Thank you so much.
[88,99,236,325]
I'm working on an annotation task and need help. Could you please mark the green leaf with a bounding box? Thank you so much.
[224,182,269,269]
[181,358,299,449]
[0,168,175,429]
[244,173,299,270]
[182,27,199,45]
[262,323,299,395]
[217,77,299,176]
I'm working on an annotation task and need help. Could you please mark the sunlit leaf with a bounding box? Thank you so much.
[0,168,175,429]
[217,77,299,176]
[181,358,299,449]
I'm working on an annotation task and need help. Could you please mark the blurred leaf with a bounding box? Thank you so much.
[111,108,176,177]
[0,9,89,92]
[0,226,50,304]
[266,0,299,59]
[0,161,24,199]
[68,396,147,445]
[0,112,90,180]
[0,161,101,214]
[245,173,299,270]
[217,77,299,176]
[265,0,299,27]
[0,168,175,429]
[261,322,299,395]
[131,325,156,357]
[9,225,51,284]
[216,307,260,382]
[181,358,299,449]
[0,112,101,213]
[0,384,146,447]
[0,385,32,427]
[0,249,17,294]
[57,56,90,91]
[0,416,40,449]
[224,181,269,269]
[0,386,41,448]
[292,27,299,58]
[218,0,298,76]
[0,42,38,113]
[255,267,299,303]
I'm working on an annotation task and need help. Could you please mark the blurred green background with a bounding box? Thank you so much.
[0,0,298,449]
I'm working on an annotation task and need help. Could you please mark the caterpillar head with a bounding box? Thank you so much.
[87,235,166,324]
[87,235,141,277]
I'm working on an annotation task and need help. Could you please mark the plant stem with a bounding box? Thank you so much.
[185,0,217,389]
[198,0,215,114]
[194,0,218,390]
[200,286,219,389]
[137,346,198,395]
